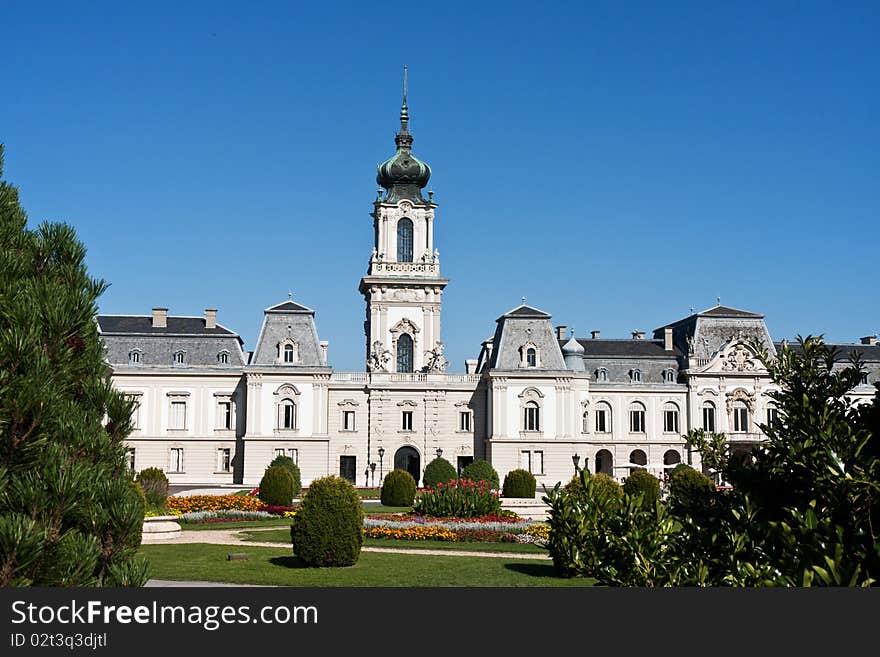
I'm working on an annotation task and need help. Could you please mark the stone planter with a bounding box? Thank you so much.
[142,515,182,542]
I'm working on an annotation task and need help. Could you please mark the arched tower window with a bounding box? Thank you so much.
[397,333,414,373]
[526,348,537,367]
[397,217,413,263]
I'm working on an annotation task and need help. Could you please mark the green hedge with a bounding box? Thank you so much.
[258,466,295,506]
[622,471,660,508]
[462,460,500,489]
[269,454,302,496]
[502,469,536,498]
[290,475,363,567]
[422,457,457,488]
[380,469,416,506]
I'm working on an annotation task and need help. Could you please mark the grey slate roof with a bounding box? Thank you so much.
[487,304,565,371]
[97,315,236,336]
[265,301,313,313]
[561,338,683,358]
[774,342,880,362]
[250,298,328,368]
[498,304,552,320]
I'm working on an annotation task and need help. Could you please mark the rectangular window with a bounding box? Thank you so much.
[520,450,531,472]
[217,400,232,430]
[343,410,356,431]
[630,410,645,433]
[456,456,474,476]
[128,395,142,430]
[533,450,544,475]
[459,411,471,432]
[339,455,356,483]
[663,410,679,433]
[523,406,540,431]
[733,407,749,432]
[125,447,136,474]
[595,409,608,433]
[766,407,779,429]
[216,448,231,472]
[169,448,184,473]
[702,407,716,432]
[274,448,285,458]
[288,448,298,465]
[401,410,413,431]
[170,401,187,430]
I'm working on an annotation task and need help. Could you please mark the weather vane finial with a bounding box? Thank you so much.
[403,64,408,105]
[521,296,526,305]
[399,64,410,134]
[717,296,721,306]
[288,290,292,300]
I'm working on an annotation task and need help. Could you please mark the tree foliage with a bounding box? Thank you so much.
[546,336,880,586]
[0,145,149,586]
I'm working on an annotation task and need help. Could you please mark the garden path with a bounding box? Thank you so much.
[169,528,551,560]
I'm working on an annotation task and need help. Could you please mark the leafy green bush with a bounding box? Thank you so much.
[622,471,660,509]
[380,469,416,506]
[462,460,500,489]
[413,479,501,518]
[269,454,302,496]
[290,475,363,567]
[563,472,623,508]
[136,467,169,508]
[502,469,536,498]
[258,466,295,507]
[422,457,457,488]
[668,466,714,515]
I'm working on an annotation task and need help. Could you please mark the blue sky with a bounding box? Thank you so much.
[3,1,878,370]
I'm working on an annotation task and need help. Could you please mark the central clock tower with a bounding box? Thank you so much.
[359,79,448,373]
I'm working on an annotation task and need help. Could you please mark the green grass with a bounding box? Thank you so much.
[139,543,591,587]
[237,529,547,554]
[361,505,411,514]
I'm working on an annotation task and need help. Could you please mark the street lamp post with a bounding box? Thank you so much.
[436,447,443,459]
[364,467,370,488]
[378,447,385,483]
[370,462,376,488]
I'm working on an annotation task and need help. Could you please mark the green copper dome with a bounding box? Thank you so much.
[376,94,432,203]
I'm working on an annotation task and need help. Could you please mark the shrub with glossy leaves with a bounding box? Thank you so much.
[258,466,295,507]
[462,460,500,489]
[136,467,169,508]
[422,457,457,488]
[622,471,660,509]
[502,469,536,498]
[269,454,302,496]
[290,475,363,567]
[381,469,416,506]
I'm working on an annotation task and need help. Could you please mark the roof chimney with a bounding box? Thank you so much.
[151,307,167,328]
[320,340,329,365]
[664,327,673,351]
[591,330,601,339]
[861,335,878,345]
[204,308,217,330]
[555,325,567,340]
[632,330,645,340]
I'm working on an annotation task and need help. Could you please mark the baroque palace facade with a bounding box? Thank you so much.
[97,95,880,489]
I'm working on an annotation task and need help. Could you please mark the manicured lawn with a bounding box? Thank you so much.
[139,543,591,587]
[237,529,547,554]
[361,505,411,514]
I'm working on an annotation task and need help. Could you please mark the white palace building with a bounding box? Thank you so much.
[98,93,880,490]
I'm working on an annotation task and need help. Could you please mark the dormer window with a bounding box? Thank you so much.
[630,369,642,383]
[861,373,870,385]
[519,342,541,368]
[217,350,230,365]
[526,348,537,367]
[129,349,141,365]
[172,350,185,365]
[662,368,675,384]
[276,338,299,365]
[596,367,608,382]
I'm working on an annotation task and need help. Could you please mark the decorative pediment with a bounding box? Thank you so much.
[397,400,418,407]
[273,384,301,398]
[390,318,420,336]
[518,387,544,400]
[725,388,756,412]
[721,342,759,372]
[337,399,360,407]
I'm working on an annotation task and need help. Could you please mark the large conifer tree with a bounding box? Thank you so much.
[0,144,148,586]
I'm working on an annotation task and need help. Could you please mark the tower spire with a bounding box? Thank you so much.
[399,64,410,138]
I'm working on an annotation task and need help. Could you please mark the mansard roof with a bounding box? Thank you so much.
[774,341,880,362]
[97,315,237,336]
[560,338,683,358]
[497,304,552,321]
[655,304,764,331]
[265,300,314,314]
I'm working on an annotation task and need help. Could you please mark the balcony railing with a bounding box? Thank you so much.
[330,372,481,384]
[370,261,440,276]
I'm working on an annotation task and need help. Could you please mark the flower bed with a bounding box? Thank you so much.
[167,495,263,514]
[180,510,276,524]
[361,513,546,544]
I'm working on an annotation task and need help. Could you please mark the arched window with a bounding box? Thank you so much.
[663,402,679,433]
[173,350,185,365]
[663,449,681,468]
[595,449,613,476]
[629,449,647,473]
[283,344,295,363]
[629,402,646,433]
[663,368,675,384]
[397,217,413,263]
[523,401,540,431]
[217,351,229,365]
[279,398,297,430]
[526,348,537,367]
[702,401,716,432]
[397,333,414,373]
[732,401,749,432]
[596,368,608,382]
[630,369,642,383]
[582,410,590,433]
[129,349,141,365]
[594,402,612,433]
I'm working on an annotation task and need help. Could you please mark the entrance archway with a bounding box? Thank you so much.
[663,449,681,469]
[394,446,421,486]
[594,449,613,476]
[629,449,647,474]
